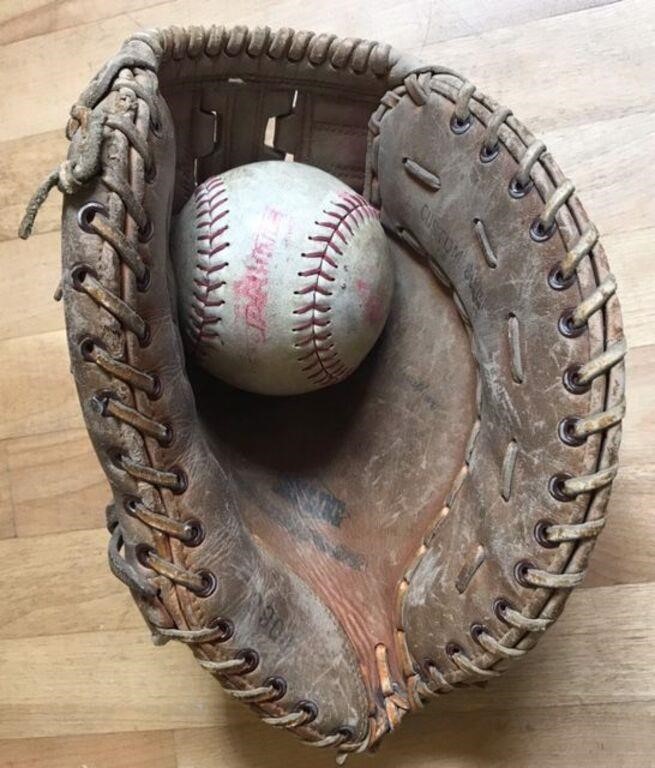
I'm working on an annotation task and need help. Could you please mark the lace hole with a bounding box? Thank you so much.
[558,416,586,446]
[150,117,162,137]
[264,676,287,702]
[296,700,319,723]
[191,569,216,597]
[480,143,500,163]
[124,495,140,516]
[145,163,157,184]
[138,218,154,243]
[508,178,531,199]
[470,623,486,643]
[171,468,188,495]
[135,542,154,568]
[530,218,556,242]
[493,598,512,623]
[558,308,585,337]
[77,201,107,233]
[534,520,558,549]
[450,114,471,134]
[548,264,576,291]
[514,560,536,587]
[182,518,205,547]
[138,324,152,348]
[79,336,97,360]
[137,266,151,293]
[563,364,591,395]
[158,423,174,448]
[549,472,574,502]
[147,373,162,400]
[236,648,260,674]
[336,726,356,742]
[445,642,461,658]
[208,617,234,642]
[71,264,93,291]
[108,448,124,470]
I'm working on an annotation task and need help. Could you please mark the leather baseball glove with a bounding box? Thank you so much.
[20,25,626,762]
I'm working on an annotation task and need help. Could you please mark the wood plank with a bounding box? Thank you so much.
[0,130,65,243]
[543,112,655,240]
[174,701,655,768]
[0,0,168,47]
[0,441,16,539]
[585,343,655,587]
[0,582,651,739]
[0,330,82,441]
[0,527,140,641]
[0,232,63,341]
[0,0,649,143]
[6,427,108,538]
[0,730,177,768]
[605,226,655,351]
[426,0,654,133]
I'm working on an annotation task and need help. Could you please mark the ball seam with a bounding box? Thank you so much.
[292,191,379,387]
[188,177,230,355]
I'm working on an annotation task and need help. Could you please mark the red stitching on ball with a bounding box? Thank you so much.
[293,191,379,387]
[189,179,229,353]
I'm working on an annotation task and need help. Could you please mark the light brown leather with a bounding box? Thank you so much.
[20,25,625,762]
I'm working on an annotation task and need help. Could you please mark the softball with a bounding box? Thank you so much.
[171,161,393,395]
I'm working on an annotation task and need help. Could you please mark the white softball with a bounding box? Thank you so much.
[171,161,393,396]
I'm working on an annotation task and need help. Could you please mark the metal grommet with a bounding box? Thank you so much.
[171,467,188,495]
[563,364,591,395]
[147,373,162,401]
[493,598,512,624]
[445,642,462,658]
[264,676,287,702]
[450,113,471,134]
[514,560,536,587]
[182,518,205,547]
[235,648,260,674]
[145,163,157,184]
[77,201,107,233]
[208,617,234,642]
[534,520,558,549]
[530,217,556,243]
[79,336,97,360]
[508,177,532,199]
[135,542,154,568]
[336,726,356,742]
[191,569,217,598]
[71,263,93,291]
[150,117,163,137]
[124,495,140,516]
[548,264,576,291]
[549,473,574,502]
[558,416,586,446]
[138,218,154,243]
[558,308,586,337]
[296,699,319,723]
[480,143,500,163]
[158,423,174,448]
[470,623,487,643]
[137,265,151,293]
[138,323,152,348]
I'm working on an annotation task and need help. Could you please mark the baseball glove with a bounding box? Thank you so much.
[21,25,626,762]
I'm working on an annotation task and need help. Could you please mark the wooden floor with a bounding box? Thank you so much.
[1,0,654,766]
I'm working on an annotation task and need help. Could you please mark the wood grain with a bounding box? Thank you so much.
[173,701,655,768]
[1,1,653,766]
[0,730,177,768]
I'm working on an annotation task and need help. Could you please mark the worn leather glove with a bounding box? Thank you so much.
[20,24,626,763]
